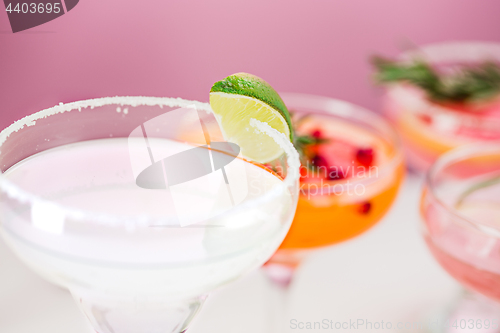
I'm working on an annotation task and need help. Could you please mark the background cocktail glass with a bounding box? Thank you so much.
[0,97,300,333]
[381,41,500,173]
[421,143,500,332]
[263,93,404,330]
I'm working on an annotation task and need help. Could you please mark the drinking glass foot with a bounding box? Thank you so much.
[73,290,206,333]
[426,291,500,333]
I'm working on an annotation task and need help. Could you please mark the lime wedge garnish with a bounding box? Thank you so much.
[210,73,293,163]
[455,175,500,207]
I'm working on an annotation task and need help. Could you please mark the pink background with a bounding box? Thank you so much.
[1,0,500,130]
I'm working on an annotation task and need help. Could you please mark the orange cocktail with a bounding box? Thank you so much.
[266,93,404,280]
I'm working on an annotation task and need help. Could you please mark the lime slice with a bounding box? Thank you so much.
[210,73,293,163]
[457,202,500,224]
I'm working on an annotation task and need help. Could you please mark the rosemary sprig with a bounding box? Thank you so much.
[372,56,500,106]
[289,112,330,170]
[294,134,329,169]
[294,135,328,152]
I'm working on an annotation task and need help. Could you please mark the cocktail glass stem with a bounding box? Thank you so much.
[263,250,307,332]
[265,274,291,332]
[263,263,294,332]
[72,288,206,333]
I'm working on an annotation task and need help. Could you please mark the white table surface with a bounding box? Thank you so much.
[0,175,460,332]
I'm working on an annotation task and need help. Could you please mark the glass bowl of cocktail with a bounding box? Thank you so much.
[373,41,500,173]
[262,93,405,287]
[421,143,500,330]
[0,95,300,333]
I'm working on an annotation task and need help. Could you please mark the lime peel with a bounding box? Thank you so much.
[249,118,300,186]
[210,73,293,141]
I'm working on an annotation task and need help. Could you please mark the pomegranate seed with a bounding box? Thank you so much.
[299,166,308,180]
[327,167,345,180]
[312,155,328,178]
[356,148,374,167]
[312,154,329,168]
[418,114,433,125]
[358,202,371,214]
[311,129,322,138]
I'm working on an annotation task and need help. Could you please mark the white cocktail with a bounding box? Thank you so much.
[0,97,300,333]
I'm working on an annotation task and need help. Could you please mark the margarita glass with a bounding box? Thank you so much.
[381,42,500,172]
[261,93,404,330]
[421,143,500,331]
[265,93,404,282]
[0,97,300,333]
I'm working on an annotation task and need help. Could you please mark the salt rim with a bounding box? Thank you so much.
[0,96,211,149]
[0,96,300,228]
[249,118,300,185]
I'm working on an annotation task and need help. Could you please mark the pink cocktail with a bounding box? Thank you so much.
[421,143,500,328]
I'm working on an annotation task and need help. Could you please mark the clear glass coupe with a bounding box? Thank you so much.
[0,96,300,333]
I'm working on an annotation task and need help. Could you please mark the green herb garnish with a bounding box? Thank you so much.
[372,56,500,106]
[294,134,329,164]
[290,112,330,168]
